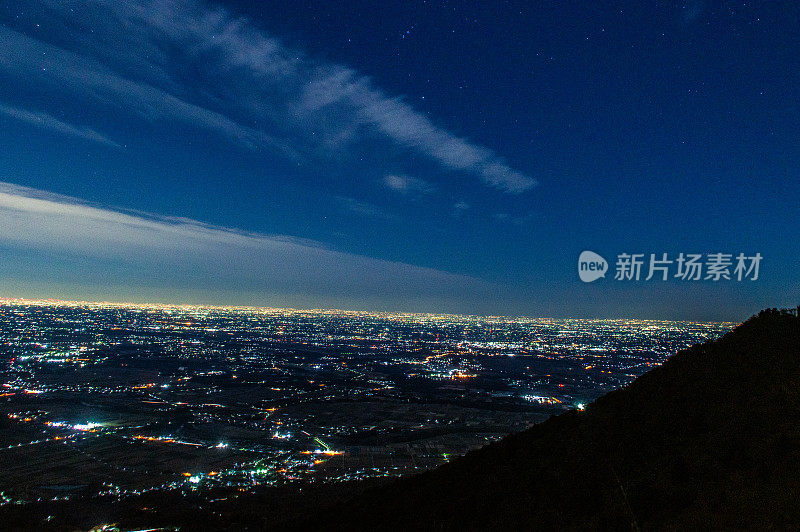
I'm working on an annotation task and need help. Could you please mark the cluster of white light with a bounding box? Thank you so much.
[72,422,103,431]
[47,421,103,431]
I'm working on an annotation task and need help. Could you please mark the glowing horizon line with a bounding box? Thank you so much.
[0,296,737,325]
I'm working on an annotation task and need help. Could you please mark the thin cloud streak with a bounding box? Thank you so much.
[335,196,398,221]
[298,64,537,192]
[0,102,119,147]
[0,26,297,157]
[0,182,494,311]
[383,174,435,195]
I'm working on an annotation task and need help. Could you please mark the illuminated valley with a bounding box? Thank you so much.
[0,300,733,507]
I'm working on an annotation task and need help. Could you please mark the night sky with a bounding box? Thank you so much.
[0,1,797,320]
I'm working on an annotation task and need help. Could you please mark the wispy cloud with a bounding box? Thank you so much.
[382,174,434,195]
[0,182,491,310]
[0,102,119,147]
[0,25,295,157]
[1,0,536,193]
[335,196,397,221]
[298,64,537,192]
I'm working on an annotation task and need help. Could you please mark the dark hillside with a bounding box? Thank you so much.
[298,309,800,530]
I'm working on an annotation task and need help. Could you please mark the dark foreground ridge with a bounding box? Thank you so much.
[294,308,800,530]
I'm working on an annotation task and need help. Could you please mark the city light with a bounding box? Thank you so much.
[0,299,732,506]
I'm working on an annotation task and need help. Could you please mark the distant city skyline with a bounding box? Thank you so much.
[0,1,798,321]
[0,297,743,326]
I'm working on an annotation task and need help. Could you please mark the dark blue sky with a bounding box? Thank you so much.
[0,0,797,320]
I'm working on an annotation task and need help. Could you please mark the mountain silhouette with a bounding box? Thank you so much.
[294,308,800,530]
